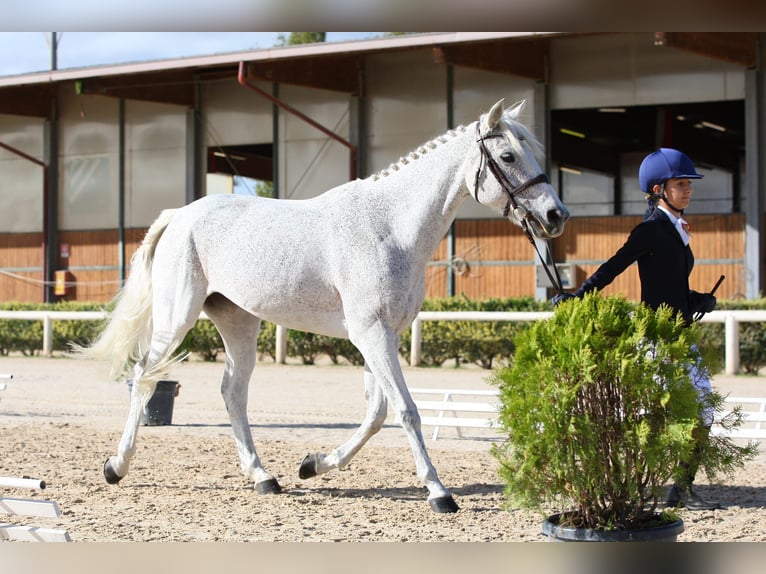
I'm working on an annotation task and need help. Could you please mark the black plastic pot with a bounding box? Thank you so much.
[127,380,180,426]
[542,513,684,542]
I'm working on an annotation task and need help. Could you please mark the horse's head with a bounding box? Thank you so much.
[469,99,569,239]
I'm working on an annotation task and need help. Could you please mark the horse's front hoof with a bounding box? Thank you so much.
[298,453,320,479]
[429,496,459,513]
[103,458,124,485]
[255,478,282,494]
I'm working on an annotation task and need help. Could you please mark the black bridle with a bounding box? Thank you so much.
[474,124,564,294]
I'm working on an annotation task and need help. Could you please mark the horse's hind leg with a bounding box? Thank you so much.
[104,361,157,483]
[299,364,387,478]
[104,265,207,484]
[203,295,280,494]
[104,329,192,483]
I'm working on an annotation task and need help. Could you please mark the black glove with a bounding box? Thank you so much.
[551,292,576,307]
[699,293,717,313]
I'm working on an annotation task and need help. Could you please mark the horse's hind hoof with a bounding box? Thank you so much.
[298,453,319,479]
[255,478,282,494]
[103,458,124,485]
[429,496,459,513]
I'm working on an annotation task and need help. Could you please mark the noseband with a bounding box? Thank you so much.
[473,124,564,294]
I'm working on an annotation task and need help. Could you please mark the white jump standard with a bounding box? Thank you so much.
[76,100,568,513]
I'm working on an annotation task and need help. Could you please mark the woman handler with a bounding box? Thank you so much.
[554,148,719,510]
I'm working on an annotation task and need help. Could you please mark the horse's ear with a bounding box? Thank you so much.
[506,100,526,120]
[484,99,505,131]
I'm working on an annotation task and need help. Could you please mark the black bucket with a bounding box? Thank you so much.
[128,380,180,426]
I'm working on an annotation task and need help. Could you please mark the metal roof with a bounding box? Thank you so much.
[0,32,560,87]
[0,32,753,175]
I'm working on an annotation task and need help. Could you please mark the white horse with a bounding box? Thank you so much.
[78,99,569,513]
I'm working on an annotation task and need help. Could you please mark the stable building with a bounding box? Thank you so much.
[0,32,763,304]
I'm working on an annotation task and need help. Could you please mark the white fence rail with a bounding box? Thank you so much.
[0,310,107,358]
[410,310,766,374]
[2,309,766,375]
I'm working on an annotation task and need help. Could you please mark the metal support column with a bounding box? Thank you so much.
[118,98,126,287]
[446,64,456,297]
[272,82,279,198]
[534,75,553,302]
[43,114,58,303]
[744,34,765,299]
[185,80,202,204]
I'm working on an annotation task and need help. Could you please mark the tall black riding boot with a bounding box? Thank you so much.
[665,478,720,510]
[665,429,720,511]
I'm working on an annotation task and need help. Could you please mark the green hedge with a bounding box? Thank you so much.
[3,297,766,372]
[0,302,106,356]
[701,298,766,374]
[398,296,549,368]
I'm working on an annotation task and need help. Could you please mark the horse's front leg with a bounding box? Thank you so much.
[353,323,458,513]
[299,365,387,478]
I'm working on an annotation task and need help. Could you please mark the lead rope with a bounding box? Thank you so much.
[528,233,564,296]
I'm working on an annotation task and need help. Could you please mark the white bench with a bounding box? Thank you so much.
[409,388,500,440]
[712,397,766,440]
[411,386,766,443]
[0,375,71,542]
[0,477,71,542]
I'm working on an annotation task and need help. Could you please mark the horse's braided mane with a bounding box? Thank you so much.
[369,124,469,181]
[367,114,543,182]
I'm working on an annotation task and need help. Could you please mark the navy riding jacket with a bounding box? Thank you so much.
[573,208,707,325]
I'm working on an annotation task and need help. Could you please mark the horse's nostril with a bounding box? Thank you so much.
[548,208,569,224]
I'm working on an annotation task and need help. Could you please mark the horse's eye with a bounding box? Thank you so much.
[500,151,515,163]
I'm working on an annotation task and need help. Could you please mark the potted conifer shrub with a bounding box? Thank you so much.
[490,293,757,542]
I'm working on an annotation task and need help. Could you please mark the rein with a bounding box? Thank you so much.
[474,124,564,294]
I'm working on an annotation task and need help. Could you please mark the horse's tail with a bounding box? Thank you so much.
[72,208,178,381]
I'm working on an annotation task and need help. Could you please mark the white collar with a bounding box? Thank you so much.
[657,205,685,225]
[658,206,689,245]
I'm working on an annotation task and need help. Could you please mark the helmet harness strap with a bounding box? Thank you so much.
[658,182,685,215]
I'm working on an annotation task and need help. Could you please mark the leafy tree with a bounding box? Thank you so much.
[276,33,326,46]
[254,180,274,198]
[491,293,757,531]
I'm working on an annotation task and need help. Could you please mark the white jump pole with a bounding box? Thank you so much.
[0,476,46,490]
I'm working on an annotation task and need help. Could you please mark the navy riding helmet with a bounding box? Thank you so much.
[638,148,703,194]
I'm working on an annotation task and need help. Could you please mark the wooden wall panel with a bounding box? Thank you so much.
[555,214,745,301]
[0,213,752,304]
[55,229,149,303]
[685,213,745,299]
[556,215,643,262]
[425,219,536,299]
[0,228,149,304]
[556,215,642,301]
[57,230,120,302]
[453,220,536,298]
[0,232,45,302]
[425,213,746,301]
[425,238,448,298]
[453,265,536,299]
